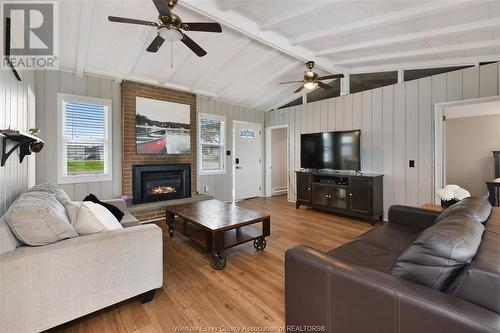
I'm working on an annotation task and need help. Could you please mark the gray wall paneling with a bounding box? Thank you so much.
[197,96,265,202]
[35,71,122,200]
[266,63,500,219]
[0,70,35,215]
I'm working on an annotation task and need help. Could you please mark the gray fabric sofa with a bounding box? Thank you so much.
[0,187,163,332]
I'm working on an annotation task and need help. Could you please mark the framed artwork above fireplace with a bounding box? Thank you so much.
[135,97,191,155]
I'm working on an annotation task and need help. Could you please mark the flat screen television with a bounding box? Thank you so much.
[301,130,361,171]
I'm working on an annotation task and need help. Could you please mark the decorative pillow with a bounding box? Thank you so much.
[436,197,492,224]
[0,215,21,255]
[83,194,124,221]
[391,215,484,291]
[5,192,78,246]
[65,201,123,236]
[28,183,71,207]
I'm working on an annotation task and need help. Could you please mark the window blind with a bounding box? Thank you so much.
[63,101,108,176]
[200,116,225,172]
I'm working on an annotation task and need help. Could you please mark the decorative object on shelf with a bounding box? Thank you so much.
[436,184,471,208]
[0,129,45,167]
[28,128,40,136]
[121,195,133,207]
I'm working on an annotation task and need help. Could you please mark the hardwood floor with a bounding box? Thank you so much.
[52,195,373,333]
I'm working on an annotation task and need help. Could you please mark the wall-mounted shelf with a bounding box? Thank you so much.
[0,129,44,167]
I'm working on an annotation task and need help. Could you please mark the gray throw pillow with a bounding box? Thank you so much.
[0,215,21,255]
[5,192,78,246]
[28,183,71,206]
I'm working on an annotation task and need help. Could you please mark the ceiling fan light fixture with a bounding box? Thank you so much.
[304,82,318,90]
[159,27,183,41]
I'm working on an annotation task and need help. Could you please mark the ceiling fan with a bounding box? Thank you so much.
[108,0,222,57]
[280,61,344,93]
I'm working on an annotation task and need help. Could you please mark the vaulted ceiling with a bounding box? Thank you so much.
[59,0,500,111]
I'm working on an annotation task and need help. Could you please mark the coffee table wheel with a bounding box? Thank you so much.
[168,227,174,237]
[211,252,226,270]
[253,237,267,251]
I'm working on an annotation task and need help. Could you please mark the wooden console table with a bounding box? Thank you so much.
[296,171,383,225]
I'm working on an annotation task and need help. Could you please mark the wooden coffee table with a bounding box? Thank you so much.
[166,199,271,270]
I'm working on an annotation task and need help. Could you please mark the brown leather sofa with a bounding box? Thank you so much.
[285,198,500,333]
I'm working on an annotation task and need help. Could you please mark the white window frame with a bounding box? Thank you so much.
[57,93,113,184]
[198,113,226,175]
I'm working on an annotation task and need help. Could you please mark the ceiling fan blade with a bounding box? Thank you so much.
[152,0,170,16]
[294,85,305,93]
[181,33,207,57]
[279,80,305,84]
[108,16,157,27]
[181,22,222,33]
[317,73,344,80]
[317,81,332,90]
[146,35,165,53]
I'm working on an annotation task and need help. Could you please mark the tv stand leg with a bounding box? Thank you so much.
[296,202,300,209]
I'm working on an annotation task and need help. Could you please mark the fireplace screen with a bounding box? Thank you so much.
[133,164,191,204]
[142,171,184,203]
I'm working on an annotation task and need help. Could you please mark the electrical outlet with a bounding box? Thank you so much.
[204,185,209,193]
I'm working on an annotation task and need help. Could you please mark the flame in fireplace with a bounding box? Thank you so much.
[152,186,177,195]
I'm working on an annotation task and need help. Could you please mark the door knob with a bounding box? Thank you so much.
[236,166,243,169]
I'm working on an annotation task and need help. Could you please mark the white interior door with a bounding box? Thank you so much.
[234,121,263,201]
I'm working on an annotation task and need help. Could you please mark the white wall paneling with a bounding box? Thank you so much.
[35,71,122,200]
[197,96,265,202]
[0,70,36,215]
[266,63,500,219]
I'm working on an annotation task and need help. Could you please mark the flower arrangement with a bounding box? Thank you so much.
[436,184,471,208]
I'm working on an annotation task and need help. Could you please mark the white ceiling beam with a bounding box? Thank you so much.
[234,60,302,106]
[83,66,217,97]
[191,38,252,90]
[260,1,338,31]
[214,50,280,99]
[291,0,477,46]
[333,39,500,66]
[349,55,500,74]
[179,0,345,74]
[75,1,95,76]
[316,17,500,57]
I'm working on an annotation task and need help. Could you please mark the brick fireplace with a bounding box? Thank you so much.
[121,81,197,221]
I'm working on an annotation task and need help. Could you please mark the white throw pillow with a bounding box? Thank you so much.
[65,201,123,235]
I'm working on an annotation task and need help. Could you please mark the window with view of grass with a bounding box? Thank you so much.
[199,114,225,174]
[58,93,112,184]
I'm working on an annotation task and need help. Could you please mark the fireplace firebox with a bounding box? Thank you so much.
[133,164,191,204]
